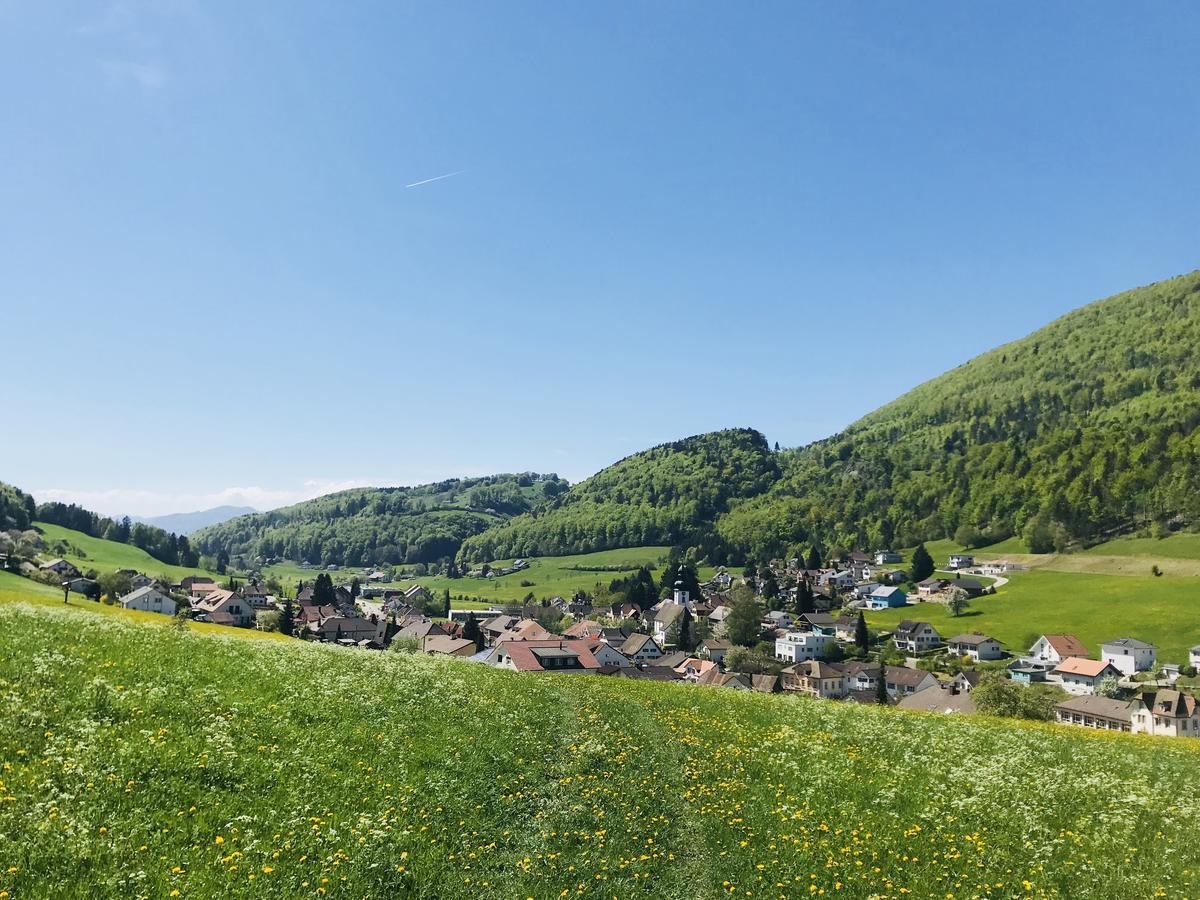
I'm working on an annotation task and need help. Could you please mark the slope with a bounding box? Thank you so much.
[0,585,1196,898]
[33,522,223,583]
[718,270,1200,558]
[458,428,779,562]
[192,473,569,568]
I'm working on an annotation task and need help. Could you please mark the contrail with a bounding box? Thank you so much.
[405,170,465,188]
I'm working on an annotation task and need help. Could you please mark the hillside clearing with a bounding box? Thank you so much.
[0,589,1197,898]
[33,522,222,583]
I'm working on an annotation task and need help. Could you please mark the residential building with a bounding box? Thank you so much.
[1054,696,1133,733]
[898,686,976,715]
[39,558,81,578]
[866,586,907,610]
[774,630,834,663]
[587,640,633,669]
[917,578,949,597]
[840,660,882,692]
[883,666,939,698]
[949,577,985,597]
[1129,690,1200,737]
[947,554,974,570]
[875,551,902,565]
[119,585,177,616]
[950,670,982,693]
[797,612,836,634]
[487,639,602,674]
[1053,657,1122,695]
[193,589,254,627]
[947,632,1004,661]
[781,660,848,699]
[675,658,718,683]
[620,633,664,664]
[1191,646,1200,669]
[892,620,942,653]
[1100,638,1157,676]
[697,638,731,665]
[1027,634,1089,665]
[422,635,477,657]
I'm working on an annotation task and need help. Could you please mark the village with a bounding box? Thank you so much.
[33,545,1199,741]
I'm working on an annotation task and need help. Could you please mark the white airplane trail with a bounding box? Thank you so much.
[405,170,465,188]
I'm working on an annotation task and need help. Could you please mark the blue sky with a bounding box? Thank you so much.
[3,1,1198,516]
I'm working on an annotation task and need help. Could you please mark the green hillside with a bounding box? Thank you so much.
[32,523,222,583]
[192,473,568,568]
[1,584,1197,898]
[714,271,1200,558]
[459,429,779,562]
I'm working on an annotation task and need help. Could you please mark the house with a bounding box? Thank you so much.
[316,616,383,644]
[487,639,602,674]
[866,586,908,610]
[607,666,683,682]
[696,670,751,690]
[1028,634,1089,665]
[118,585,177,616]
[1101,638,1157,676]
[979,561,1022,575]
[917,578,949,597]
[875,551,902,565]
[750,674,780,693]
[883,666,940,698]
[764,610,793,629]
[818,569,857,590]
[1054,695,1132,733]
[949,577,985,598]
[781,660,848,699]
[40,558,81,578]
[797,612,836,635]
[833,617,859,643]
[421,635,477,657]
[698,638,731,665]
[65,577,97,595]
[1191,646,1200,669]
[403,584,431,606]
[1129,690,1200,737]
[129,573,154,590]
[180,575,215,592]
[675,658,718,683]
[839,660,881,692]
[617,632,663,664]
[586,640,633,669]
[774,630,834,663]
[651,602,689,646]
[1053,657,1122,695]
[1008,662,1049,685]
[852,581,878,600]
[192,589,254,627]
[892,620,942,653]
[947,632,1003,661]
[951,670,982,693]
[397,620,449,641]
[656,650,691,669]
[898,686,977,715]
[947,554,974,570]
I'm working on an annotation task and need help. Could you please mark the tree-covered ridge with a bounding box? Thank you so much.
[718,270,1200,558]
[192,473,568,567]
[458,429,779,561]
[0,481,37,531]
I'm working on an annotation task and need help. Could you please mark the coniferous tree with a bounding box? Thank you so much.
[805,546,822,570]
[463,613,484,651]
[854,610,868,651]
[442,588,452,618]
[678,608,694,651]
[795,580,815,615]
[278,595,295,636]
[350,577,360,601]
[910,543,935,583]
[876,667,890,704]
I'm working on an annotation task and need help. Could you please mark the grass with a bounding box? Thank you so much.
[0,571,289,643]
[33,522,223,583]
[866,567,1200,663]
[913,532,1200,576]
[263,547,740,607]
[1,581,1198,898]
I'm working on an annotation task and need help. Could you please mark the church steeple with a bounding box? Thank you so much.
[672,565,690,608]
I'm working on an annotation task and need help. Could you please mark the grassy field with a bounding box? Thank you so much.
[913,533,1200,577]
[264,547,739,606]
[866,567,1200,663]
[1,582,1198,898]
[33,522,223,584]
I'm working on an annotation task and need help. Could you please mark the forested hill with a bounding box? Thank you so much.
[457,429,780,562]
[191,473,568,568]
[717,270,1200,559]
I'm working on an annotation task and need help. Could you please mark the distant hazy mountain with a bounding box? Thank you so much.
[133,506,258,535]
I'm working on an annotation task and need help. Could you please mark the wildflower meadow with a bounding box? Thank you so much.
[1,600,1197,898]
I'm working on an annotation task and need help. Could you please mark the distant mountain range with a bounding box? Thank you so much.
[132,506,258,535]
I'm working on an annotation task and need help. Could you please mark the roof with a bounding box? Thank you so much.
[789,660,844,679]
[619,633,659,655]
[654,604,686,626]
[799,613,836,626]
[871,586,904,598]
[398,620,447,639]
[421,635,475,656]
[700,638,732,650]
[697,670,750,688]
[1037,634,1089,658]
[1102,637,1156,651]
[884,666,933,688]
[894,619,934,635]
[750,674,779,693]
[508,619,553,640]
[898,687,977,714]
[1131,690,1198,718]
[494,639,602,672]
[656,650,690,668]
[948,632,997,646]
[1054,694,1132,722]
[1053,657,1118,678]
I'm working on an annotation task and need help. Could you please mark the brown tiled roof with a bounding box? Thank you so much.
[494,639,601,672]
[1041,634,1089,658]
[1053,657,1116,678]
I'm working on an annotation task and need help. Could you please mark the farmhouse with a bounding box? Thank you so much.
[947,632,1003,661]
[1053,695,1132,733]
[40,558,81,578]
[118,585,177,616]
[1100,638,1157,676]
[1052,657,1122,695]
[892,620,942,653]
[1028,634,1089,665]
[1129,690,1200,738]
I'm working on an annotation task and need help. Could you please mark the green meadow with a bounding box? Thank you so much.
[866,567,1200,663]
[1,578,1198,898]
[33,522,223,584]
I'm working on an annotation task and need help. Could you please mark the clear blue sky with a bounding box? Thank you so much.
[3,2,1198,516]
